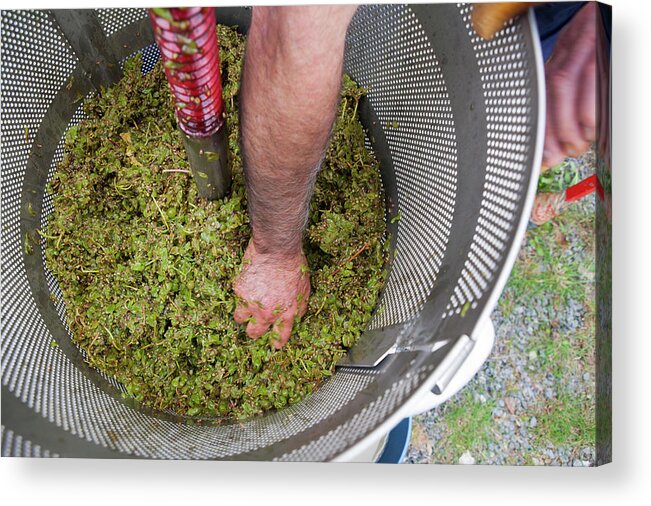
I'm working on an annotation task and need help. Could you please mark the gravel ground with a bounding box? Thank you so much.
[405,152,596,466]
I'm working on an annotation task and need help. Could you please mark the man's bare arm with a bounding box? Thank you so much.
[233,5,357,348]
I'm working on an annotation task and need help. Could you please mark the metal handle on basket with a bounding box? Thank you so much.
[406,315,496,416]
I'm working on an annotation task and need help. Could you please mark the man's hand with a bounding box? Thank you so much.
[233,241,310,349]
[542,2,597,169]
[232,6,356,348]
[473,3,599,170]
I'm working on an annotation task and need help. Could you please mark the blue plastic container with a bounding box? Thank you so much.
[377,417,412,464]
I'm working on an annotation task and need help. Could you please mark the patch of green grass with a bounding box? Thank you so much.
[532,391,595,448]
[558,202,595,235]
[498,294,516,319]
[482,185,596,463]
[506,223,585,305]
[529,329,572,379]
[524,309,596,453]
[537,159,581,193]
[434,391,496,462]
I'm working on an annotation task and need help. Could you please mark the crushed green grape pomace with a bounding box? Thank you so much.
[45,26,388,422]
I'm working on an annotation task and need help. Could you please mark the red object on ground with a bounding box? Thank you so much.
[564,174,600,203]
[530,174,604,226]
[149,7,225,137]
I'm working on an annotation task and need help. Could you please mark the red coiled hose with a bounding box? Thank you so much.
[149,7,225,138]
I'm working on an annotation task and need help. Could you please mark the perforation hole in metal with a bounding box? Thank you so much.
[1,9,77,395]
[120,43,161,74]
[444,4,533,318]
[26,51,387,458]
[1,427,58,457]
[96,8,147,37]
[0,10,397,459]
[277,360,438,461]
[345,4,457,329]
[1,6,538,460]
[0,10,77,227]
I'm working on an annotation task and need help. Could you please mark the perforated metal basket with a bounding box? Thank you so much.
[0,5,543,460]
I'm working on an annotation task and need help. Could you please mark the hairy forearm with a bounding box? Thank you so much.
[240,5,357,257]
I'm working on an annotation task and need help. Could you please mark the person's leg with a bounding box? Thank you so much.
[233,5,357,348]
